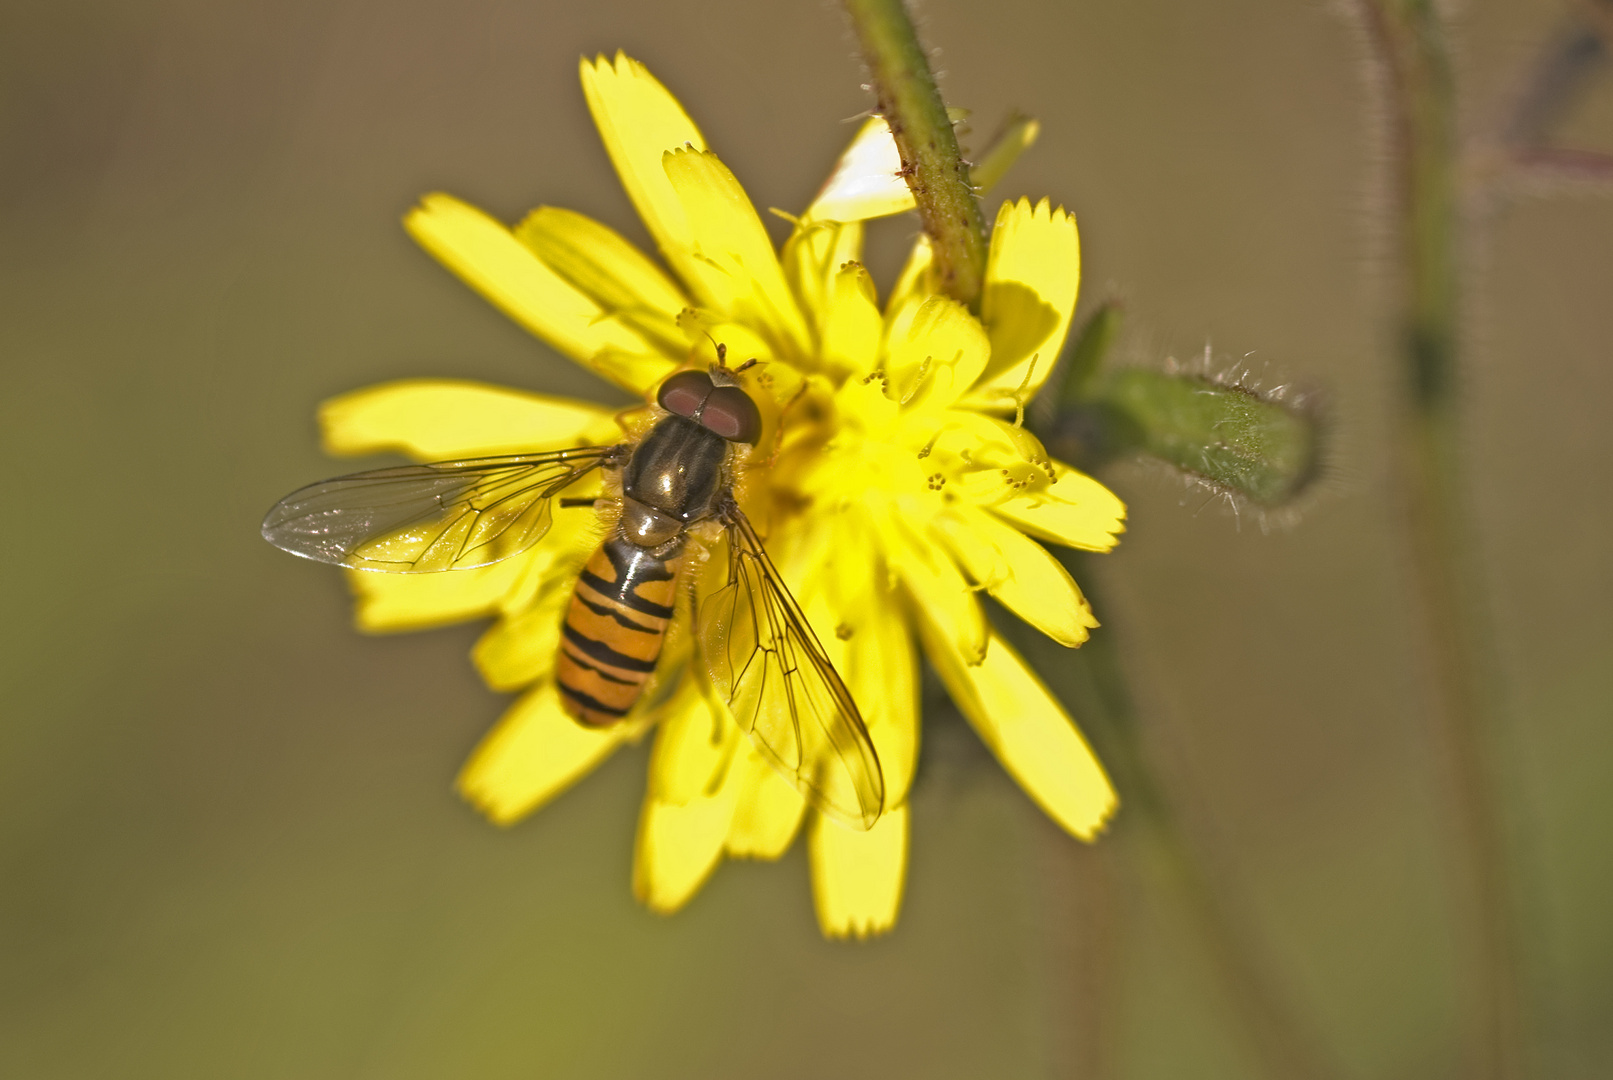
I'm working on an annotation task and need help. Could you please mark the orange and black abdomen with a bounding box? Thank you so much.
[557,535,683,726]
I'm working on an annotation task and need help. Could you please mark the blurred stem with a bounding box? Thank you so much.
[1031,561,1339,1080]
[970,112,1040,194]
[1052,301,1124,408]
[1512,145,1613,184]
[1485,0,1613,189]
[1496,2,1610,150]
[842,0,989,307]
[1361,3,1529,1078]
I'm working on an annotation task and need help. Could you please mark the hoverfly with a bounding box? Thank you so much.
[262,352,885,829]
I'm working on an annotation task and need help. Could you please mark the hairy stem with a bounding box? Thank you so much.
[842,0,989,306]
[1360,3,1529,1077]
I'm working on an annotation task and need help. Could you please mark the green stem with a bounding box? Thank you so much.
[1361,3,1529,1077]
[842,0,989,307]
[1025,564,1340,1080]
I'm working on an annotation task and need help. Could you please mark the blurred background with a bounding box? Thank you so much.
[1,0,1609,1076]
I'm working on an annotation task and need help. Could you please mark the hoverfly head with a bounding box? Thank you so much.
[656,365,762,445]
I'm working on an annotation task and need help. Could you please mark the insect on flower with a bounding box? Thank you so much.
[261,52,1126,936]
[261,346,885,830]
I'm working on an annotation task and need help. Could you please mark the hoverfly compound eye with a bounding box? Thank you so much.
[657,370,715,419]
[699,386,763,444]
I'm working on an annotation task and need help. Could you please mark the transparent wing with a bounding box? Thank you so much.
[261,447,622,573]
[698,505,885,829]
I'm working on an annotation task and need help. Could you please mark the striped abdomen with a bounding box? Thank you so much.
[557,535,684,726]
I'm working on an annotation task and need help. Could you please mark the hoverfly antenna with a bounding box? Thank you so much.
[696,332,726,367]
[702,336,763,388]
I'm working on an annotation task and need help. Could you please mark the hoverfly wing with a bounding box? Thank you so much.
[262,447,621,573]
[698,506,885,830]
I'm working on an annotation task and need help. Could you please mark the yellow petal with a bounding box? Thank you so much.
[885,296,991,412]
[360,495,597,642]
[803,108,968,224]
[471,578,570,691]
[932,504,1098,647]
[810,516,920,810]
[514,205,688,361]
[914,409,1052,501]
[404,194,656,390]
[370,484,596,649]
[846,594,920,810]
[579,52,704,283]
[886,234,933,327]
[662,147,809,353]
[633,758,736,914]
[456,680,631,825]
[921,625,1116,840]
[724,745,807,859]
[831,364,901,445]
[346,556,529,633]
[809,804,908,939]
[781,217,863,340]
[804,116,914,223]
[646,678,740,806]
[819,261,883,375]
[989,461,1127,552]
[878,504,986,664]
[964,197,1081,410]
[587,349,690,397]
[497,494,610,619]
[320,379,617,460]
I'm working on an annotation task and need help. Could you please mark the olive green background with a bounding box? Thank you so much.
[2,1,1609,1077]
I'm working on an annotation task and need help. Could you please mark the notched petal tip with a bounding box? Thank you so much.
[809,805,908,939]
[580,51,707,285]
[965,196,1081,408]
[922,626,1117,840]
[660,146,809,351]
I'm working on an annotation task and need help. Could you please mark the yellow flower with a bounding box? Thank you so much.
[320,52,1124,938]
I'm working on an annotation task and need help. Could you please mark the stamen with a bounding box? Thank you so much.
[1010,353,1039,428]
[898,356,933,405]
